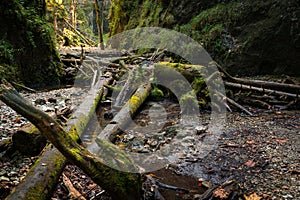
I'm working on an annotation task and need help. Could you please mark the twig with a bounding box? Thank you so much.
[12,82,38,93]
[146,175,190,193]
[216,91,253,116]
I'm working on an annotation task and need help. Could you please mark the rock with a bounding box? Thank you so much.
[195,125,207,134]
[0,170,6,176]
[124,134,135,142]
[40,105,55,112]
[35,98,46,105]
[0,176,10,182]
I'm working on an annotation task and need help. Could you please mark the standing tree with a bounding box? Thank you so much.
[94,0,105,49]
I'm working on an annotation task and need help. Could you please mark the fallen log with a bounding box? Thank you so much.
[98,83,152,142]
[224,81,299,98]
[213,61,300,93]
[5,77,115,200]
[0,80,141,200]
[154,62,206,82]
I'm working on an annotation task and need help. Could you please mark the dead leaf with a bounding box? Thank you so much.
[276,138,288,143]
[244,192,262,200]
[213,187,229,199]
[246,140,255,145]
[244,160,256,167]
[13,117,21,123]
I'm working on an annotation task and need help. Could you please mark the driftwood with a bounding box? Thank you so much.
[0,80,141,200]
[11,82,38,93]
[216,91,253,116]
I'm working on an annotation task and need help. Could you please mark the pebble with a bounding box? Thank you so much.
[0,176,10,182]
[195,125,207,134]
[0,169,6,176]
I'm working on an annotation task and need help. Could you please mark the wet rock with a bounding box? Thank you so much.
[34,98,46,105]
[123,134,135,142]
[0,176,10,182]
[195,125,207,134]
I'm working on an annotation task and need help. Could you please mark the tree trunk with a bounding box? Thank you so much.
[69,0,76,28]
[94,0,105,49]
[0,80,141,200]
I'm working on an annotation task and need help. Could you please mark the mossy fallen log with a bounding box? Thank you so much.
[4,77,121,200]
[154,62,206,82]
[1,79,141,200]
[99,83,152,142]
[7,145,66,200]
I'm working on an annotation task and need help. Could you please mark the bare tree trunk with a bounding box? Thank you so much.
[94,0,104,49]
[69,0,76,28]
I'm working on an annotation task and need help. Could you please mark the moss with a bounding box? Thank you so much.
[150,87,164,101]
[177,2,244,62]
[0,0,62,87]
[192,77,206,93]
[179,91,198,113]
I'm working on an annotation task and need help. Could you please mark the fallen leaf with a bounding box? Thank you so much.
[276,138,288,143]
[244,192,262,200]
[244,160,256,167]
[246,140,255,145]
[213,187,228,199]
[13,117,21,123]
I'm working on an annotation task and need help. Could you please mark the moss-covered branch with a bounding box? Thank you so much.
[0,80,141,200]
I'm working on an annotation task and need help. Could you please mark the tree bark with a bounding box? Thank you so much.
[1,80,141,200]
[94,0,105,49]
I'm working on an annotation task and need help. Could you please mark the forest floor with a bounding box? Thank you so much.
[53,101,300,200]
[0,48,299,199]
[0,86,299,200]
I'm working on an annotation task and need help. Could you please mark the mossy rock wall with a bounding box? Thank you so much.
[0,0,62,88]
[109,0,300,76]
